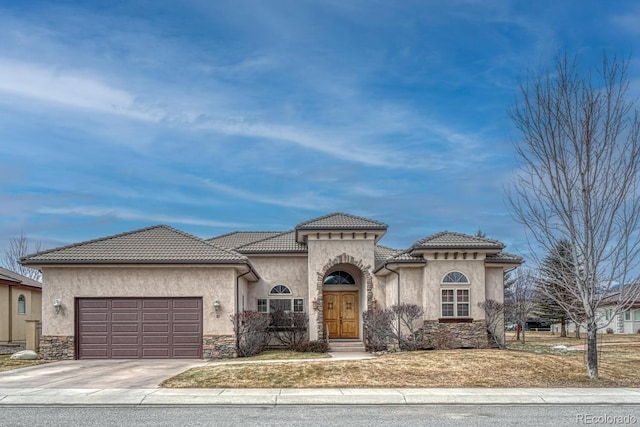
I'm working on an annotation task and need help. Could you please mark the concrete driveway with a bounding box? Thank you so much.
[0,359,207,389]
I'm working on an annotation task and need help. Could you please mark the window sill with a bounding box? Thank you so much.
[438,317,473,323]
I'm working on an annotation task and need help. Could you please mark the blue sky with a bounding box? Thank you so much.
[1,0,639,259]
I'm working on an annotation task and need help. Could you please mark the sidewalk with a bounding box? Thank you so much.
[1,387,640,406]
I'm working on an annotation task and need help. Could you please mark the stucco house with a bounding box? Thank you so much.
[0,267,42,352]
[21,213,521,359]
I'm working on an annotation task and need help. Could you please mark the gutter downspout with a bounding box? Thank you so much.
[235,265,254,354]
[383,263,401,348]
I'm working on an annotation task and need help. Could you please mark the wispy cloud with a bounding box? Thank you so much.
[37,206,248,228]
[196,177,336,210]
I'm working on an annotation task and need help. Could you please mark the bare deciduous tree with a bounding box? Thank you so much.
[505,268,537,344]
[2,230,42,281]
[508,53,640,379]
[478,299,506,349]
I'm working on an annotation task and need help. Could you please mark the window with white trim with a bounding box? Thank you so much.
[441,289,469,317]
[441,271,470,318]
[17,295,26,315]
[257,285,303,313]
[635,310,640,321]
[625,310,631,321]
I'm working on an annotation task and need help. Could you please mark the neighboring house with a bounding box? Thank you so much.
[21,212,522,360]
[598,288,640,334]
[0,267,42,350]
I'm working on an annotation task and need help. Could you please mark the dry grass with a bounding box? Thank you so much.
[0,355,49,372]
[162,333,640,389]
[240,350,330,360]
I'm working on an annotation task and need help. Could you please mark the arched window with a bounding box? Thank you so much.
[323,271,355,285]
[258,285,303,314]
[17,295,26,314]
[442,271,469,284]
[440,272,470,318]
[270,285,292,295]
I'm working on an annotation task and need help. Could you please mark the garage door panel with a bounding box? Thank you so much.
[143,312,170,322]
[111,300,140,309]
[173,323,200,333]
[173,299,201,309]
[79,299,108,309]
[80,348,109,358]
[111,324,140,333]
[77,297,202,359]
[173,312,200,321]
[142,335,170,344]
[112,335,140,345]
[143,324,169,333]
[80,312,109,322]
[143,300,170,309]
[80,336,108,345]
[111,348,141,358]
[111,312,139,322]
[173,335,201,344]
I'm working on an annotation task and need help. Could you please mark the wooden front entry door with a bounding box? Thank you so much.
[323,291,359,339]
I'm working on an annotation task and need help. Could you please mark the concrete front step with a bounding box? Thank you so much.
[329,340,366,352]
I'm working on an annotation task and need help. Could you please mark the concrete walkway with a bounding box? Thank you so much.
[1,387,640,406]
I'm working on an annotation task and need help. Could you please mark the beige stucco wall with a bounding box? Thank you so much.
[307,235,377,340]
[41,266,237,336]
[484,267,505,304]
[421,259,487,320]
[246,256,309,310]
[0,284,42,343]
[0,285,8,342]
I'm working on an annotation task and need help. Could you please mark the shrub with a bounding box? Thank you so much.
[231,310,271,357]
[391,303,424,350]
[363,309,393,352]
[606,328,614,334]
[270,310,309,349]
[295,340,329,353]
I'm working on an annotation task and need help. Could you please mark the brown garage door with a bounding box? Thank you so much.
[77,297,202,359]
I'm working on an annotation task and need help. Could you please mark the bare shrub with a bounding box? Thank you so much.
[478,299,506,349]
[295,340,329,353]
[232,310,271,357]
[363,309,393,352]
[270,310,308,349]
[432,327,454,350]
[391,303,424,350]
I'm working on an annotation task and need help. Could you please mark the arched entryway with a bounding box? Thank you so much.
[315,253,374,340]
[323,271,359,339]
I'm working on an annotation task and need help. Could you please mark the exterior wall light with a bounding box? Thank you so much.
[53,299,62,314]
[213,300,221,317]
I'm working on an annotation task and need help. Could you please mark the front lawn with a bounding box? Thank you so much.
[162,333,640,388]
[0,355,50,372]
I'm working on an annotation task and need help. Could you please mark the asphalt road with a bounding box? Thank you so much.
[4,405,640,427]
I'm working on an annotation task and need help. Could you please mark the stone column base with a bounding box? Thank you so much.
[421,320,489,349]
[40,336,75,360]
[203,335,237,359]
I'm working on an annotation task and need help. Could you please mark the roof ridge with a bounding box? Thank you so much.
[164,226,248,260]
[235,230,295,250]
[207,230,283,241]
[20,224,166,262]
[412,230,505,249]
[295,212,388,229]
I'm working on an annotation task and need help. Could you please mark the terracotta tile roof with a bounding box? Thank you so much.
[206,231,283,250]
[21,225,249,265]
[485,252,524,264]
[374,246,425,271]
[411,231,505,251]
[296,212,388,231]
[0,267,42,288]
[374,245,400,269]
[236,231,307,253]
